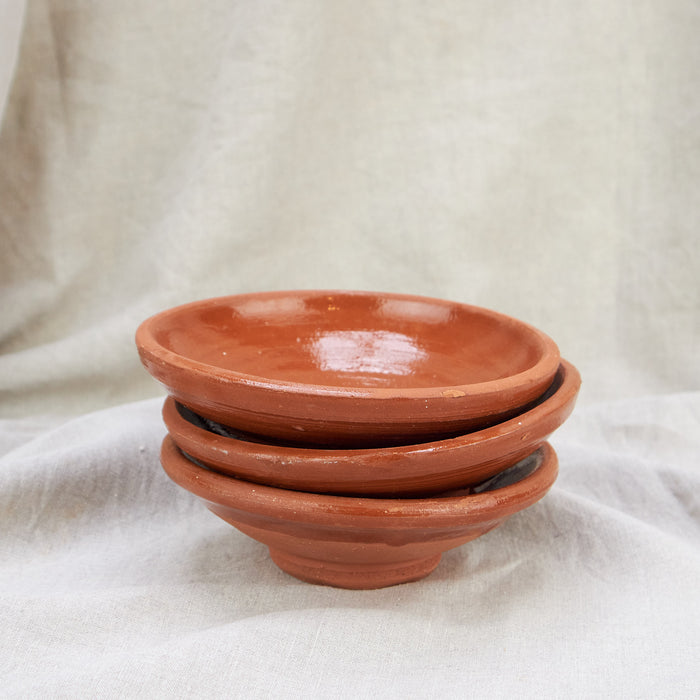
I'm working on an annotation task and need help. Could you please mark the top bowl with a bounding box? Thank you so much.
[136,290,560,447]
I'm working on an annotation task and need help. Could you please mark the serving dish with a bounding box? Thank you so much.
[137,290,560,447]
[162,360,579,496]
[160,438,559,589]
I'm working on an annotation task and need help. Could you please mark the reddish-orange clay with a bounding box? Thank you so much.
[160,438,559,589]
[137,290,560,447]
[162,360,579,496]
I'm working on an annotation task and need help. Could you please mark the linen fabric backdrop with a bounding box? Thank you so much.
[1,1,699,697]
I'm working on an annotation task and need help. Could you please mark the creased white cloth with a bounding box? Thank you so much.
[1,393,699,698]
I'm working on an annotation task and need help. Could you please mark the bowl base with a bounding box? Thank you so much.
[268,549,442,589]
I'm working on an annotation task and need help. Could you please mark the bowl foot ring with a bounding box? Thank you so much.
[268,549,442,589]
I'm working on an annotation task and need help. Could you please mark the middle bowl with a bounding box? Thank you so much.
[163,359,580,497]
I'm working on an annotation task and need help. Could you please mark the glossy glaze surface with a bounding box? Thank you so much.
[137,290,560,446]
[160,438,558,589]
[162,360,579,496]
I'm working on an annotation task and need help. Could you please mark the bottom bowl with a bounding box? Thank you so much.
[160,437,558,589]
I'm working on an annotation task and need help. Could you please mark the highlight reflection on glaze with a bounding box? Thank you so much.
[311,330,428,377]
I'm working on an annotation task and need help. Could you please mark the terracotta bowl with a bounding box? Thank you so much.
[162,360,579,496]
[160,438,558,589]
[137,290,560,447]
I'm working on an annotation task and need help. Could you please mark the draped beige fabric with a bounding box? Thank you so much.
[1,1,698,416]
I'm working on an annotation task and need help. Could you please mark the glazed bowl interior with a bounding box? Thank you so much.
[137,291,560,447]
[141,291,556,391]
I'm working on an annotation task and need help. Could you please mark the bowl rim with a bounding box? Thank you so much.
[162,359,580,460]
[160,437,558,529]
[136,289,560,401]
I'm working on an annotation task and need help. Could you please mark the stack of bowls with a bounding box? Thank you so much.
[136,290,580,589]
